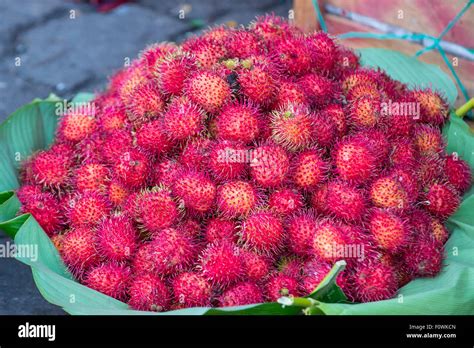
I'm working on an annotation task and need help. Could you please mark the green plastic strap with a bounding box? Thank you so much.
[312,0,327,32]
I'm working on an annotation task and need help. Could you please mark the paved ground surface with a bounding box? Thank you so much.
[0,0,291,315]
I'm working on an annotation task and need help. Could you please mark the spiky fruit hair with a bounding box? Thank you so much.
[219,282,264,307]
[128,273,171,312]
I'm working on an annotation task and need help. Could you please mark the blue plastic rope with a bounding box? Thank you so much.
[312,0,473,117]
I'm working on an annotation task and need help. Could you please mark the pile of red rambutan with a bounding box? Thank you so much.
[17,15,472,312]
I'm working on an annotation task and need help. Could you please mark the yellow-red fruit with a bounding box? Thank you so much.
[369,209,410,253]
[430,217,449,244]
[173,170,216,214]
[186,71,231,113]
[140,42,178,70]
[321,104,348,137]
[370,175,409,210]
[30,145,73,187]
[251,144,290,188]
[61,227,100,273]
[136,119,173,155]
[183,37,227,69]
[85,263,131,300]
[216,102,261,143]
[287,212,318,255]
[240,210,284,254]
[96,215,137,261]
[156,54,196,95]
[334,136,376,184]
[129,273,171,312]
[413,124,443,156]
[113,149,150,189]
[445,153,472,194]
[265,273,299,301]
[349,95,381,128]
[268,188,303,215]
[74,163,109,193]
[199,240,244,287]
[412,89,449,126]
[341,69,378,94]
[219,282,264,307]
[291,149,326,190]
[204,217,237,244]
[163,96,206,141]
[126,82,165,125]
[97,103,128,133]
[271,104,314,151]
[67,192,110,227]
[424,182,460,219]
[107,180,129,207]
[58,110,97,143]
[312,220,347,262]
[172,272,212,308]
[326,180,367,221]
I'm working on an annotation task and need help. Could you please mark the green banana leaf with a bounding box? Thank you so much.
[0,48,473,315]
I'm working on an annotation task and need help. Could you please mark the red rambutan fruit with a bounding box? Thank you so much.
[403,237,444,277]
[186,71,231,113]
[61,226,100,275]
[153,159,183,187]
[215,101,261,143]
[333,135,377,184]
[96,214,137,261]
[173,170,216,214]
[225,30,263,59]
[287,212,318,256]
[312,220,347,262]
[163,96,206,141]
[370,174,409,211]
[389,138,418,169]
[57,110,97,144]
[310,183,330,215]
[411,89,449,126]
[341,69,378,95]
[326,180,367,221]
[272,80,309,110]
[216,180,258,217]
[155,53,196,95]
[219,282,264,307]
[183,37,227,69]
[97,102,128,134]
[349,95,381,129]
[139,42,178,70]
[73,163,109,193]
[272,36,312,76]
[100,129,133,164]
[352,260,398,302]
[416,153,446,186]
[320,104,348,138]
[85,262,131,301]
[29,145,73,188]
[113,149,150,189]
[238,63,277,105]
[429,217,449,244]
[268,187,303,215]
[413,124,444,156]
[300,259,337,296]
[250,14,299,43]
[19,192,63,236]
[207,140,248,180]
[424,182,460,219]
[172,272,212,308]
[126,82,165,126]
[240,210,284,255]
[179,138,212,170]
[107,179,129,208]
[444,153,471,194]
[300,73,337,107]
[136,119,174,155]
[199,240,244,287]
[368,209,410,253]
[270,104,314,151]
[250,143,290,188]
[129,273,171,312]
[306,31,338,72]
[67,192,110,227]
[265,273,300,301]
[242,250,272,283]
[204,217,237,244]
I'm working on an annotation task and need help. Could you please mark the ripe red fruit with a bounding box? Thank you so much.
[250,14,298,42]
[444,153,471,194]
[29,145,73,188]
[270,104,314,151]
[216,180,257,218]
[326,180,367,221]
[126,82,165,125]
[424,182,460,219]
[287,212,318,255]
[57,110,97,143]
[320,104,348,138]
[352,260,398,302]
[136,119,173,155]
[61,227,100,274]
[204,217,237,244]
[113,149,150,189]
[238,63,277,105]
[67,192,110,227]
[306,32,337,72]
[199,240,244,287]
[186,71,231,112]
[173,170,216,214]
[129,273,171,312]
[96,214,137,261]
[413,124,444,156]
[268,188,303,215]
[300,259,332,296]
[310,183,330,214]
[183,37,227,69]
[370,175,409,211]
[139,42,178,70]
[272,81,309,110]
[411,89,449,126]
[163,96,206,141]
[208,140,248,180]
[100,129,133,164]
[85,262,131,301]
[153,159,182,187]
[312,220,347,262]
[179,138,212,170]
[172,272,212,308]
[225,30,263,59]
[291,149,326,190]
[300,73,337,107]
[390,138,418,169]
[349,95,381,129]
[403,238,444,277]
[369,209,410,253]
[265,273,300,301]
[242,251,271,283]
[107,180,129,207]
[250,143,290,188]
[240,210,284,255]
[219,282,264,307]
[156,53,196,95]
[215,101,261,143]
[273,36,312,76]
[333,135,377,184]
[19,192,63,236]
[73,163,109,193]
